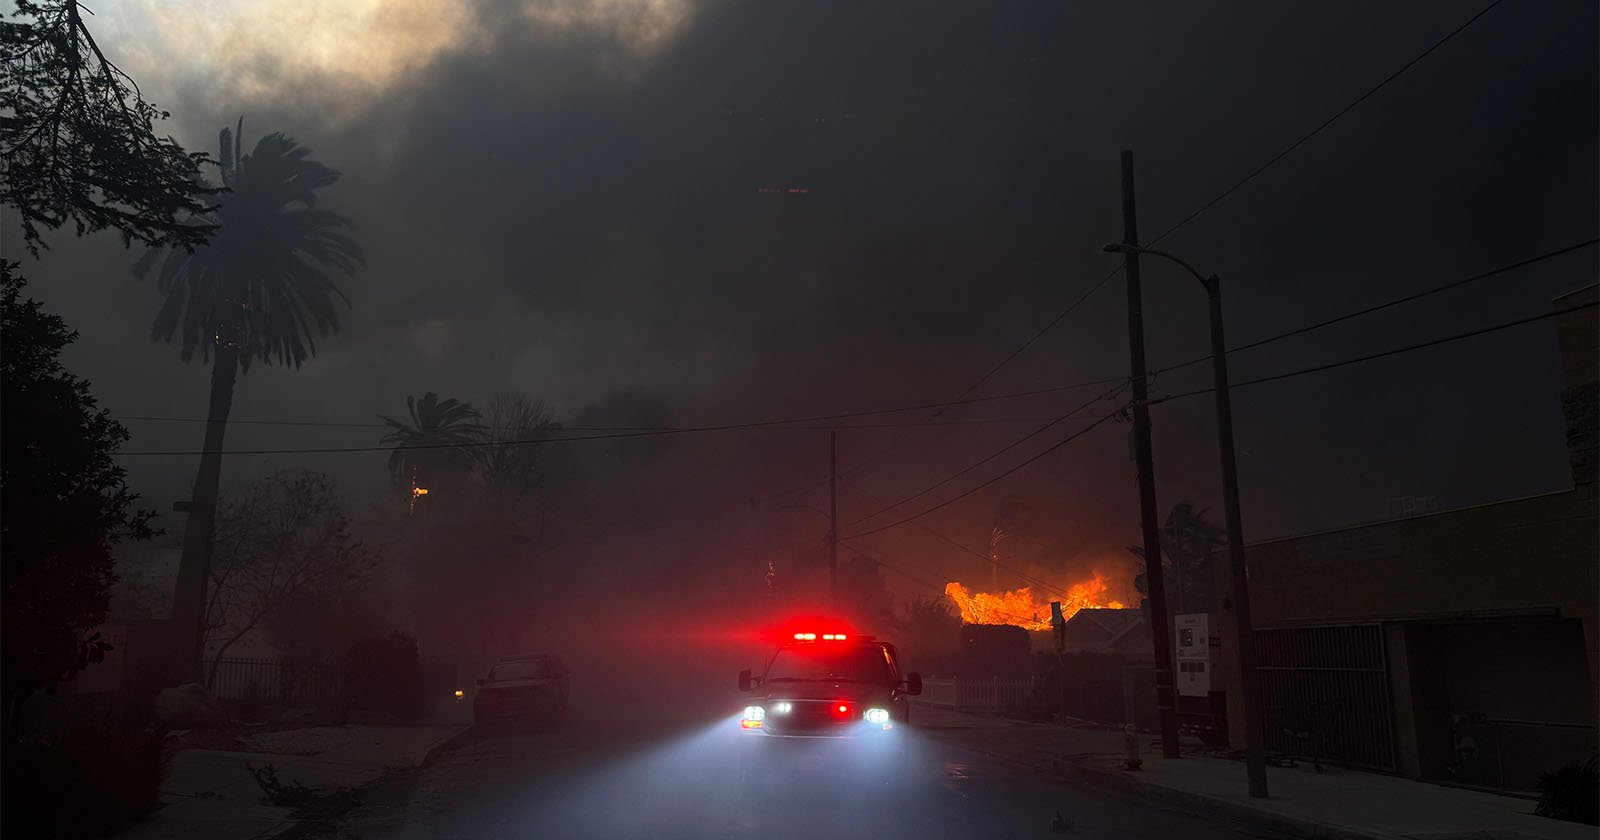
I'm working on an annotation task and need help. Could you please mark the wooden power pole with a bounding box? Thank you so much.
[1120,149,1181,759]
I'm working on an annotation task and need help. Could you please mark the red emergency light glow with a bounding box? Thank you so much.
[833,703,852,717]
[762,617,858,645]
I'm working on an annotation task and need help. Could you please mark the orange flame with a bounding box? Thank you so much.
[944,576,1126,631]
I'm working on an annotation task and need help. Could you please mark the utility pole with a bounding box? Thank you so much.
[1120,149,1181,759]
[1205,278,1270,797]
[1099,239,1270,797]
[828,430,838,608]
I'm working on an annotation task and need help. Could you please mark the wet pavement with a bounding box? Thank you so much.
[288,703,1288,839]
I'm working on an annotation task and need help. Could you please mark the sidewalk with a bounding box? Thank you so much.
[912,702,1591,840]
[117,723,471,840]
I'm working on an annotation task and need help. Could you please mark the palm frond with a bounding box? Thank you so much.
[133,123,360,368]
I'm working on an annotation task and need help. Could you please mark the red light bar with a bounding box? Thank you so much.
[791,632,853,642]
[762,617,856,645]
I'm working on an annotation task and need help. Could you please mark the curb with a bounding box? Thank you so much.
[1050,758,1392,840]
[421,726,476,768]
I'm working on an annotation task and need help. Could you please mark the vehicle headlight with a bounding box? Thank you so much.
[740,705,766,729]
[772,702,792,714]
[863,707,890,725]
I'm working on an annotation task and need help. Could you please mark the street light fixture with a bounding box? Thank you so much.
[1102,241,1269,799]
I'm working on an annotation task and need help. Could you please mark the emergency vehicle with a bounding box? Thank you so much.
[735,622,923,789]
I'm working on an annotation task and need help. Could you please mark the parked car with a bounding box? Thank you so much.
[473,654,571,729]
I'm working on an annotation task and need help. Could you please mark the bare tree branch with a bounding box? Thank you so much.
[203,470,380,686]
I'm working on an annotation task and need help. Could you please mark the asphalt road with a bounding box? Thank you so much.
[295,701,1286,839]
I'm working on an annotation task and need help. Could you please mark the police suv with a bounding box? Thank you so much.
[735,626,923,789]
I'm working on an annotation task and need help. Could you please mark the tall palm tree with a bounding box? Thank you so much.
[133,120,362,674]
[378,392,482,491]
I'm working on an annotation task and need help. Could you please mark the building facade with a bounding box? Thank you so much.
[1215,285,1598,790]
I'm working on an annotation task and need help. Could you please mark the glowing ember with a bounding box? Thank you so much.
[944,577,1126,631]
[408,476,430,514]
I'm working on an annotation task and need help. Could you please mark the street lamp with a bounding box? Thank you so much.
[1102,242,1269,799]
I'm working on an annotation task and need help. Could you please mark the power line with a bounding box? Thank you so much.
[842,407,1127,540]
[838,540,952,596]
[113,376,1126,457]
[1150,237,1599,378]
[841,299,1596,542]
[842,482,1084,600]
[1150,299,1599,406]
[904,522,1075,598]
[828,238,1591,541]
[938,269,1125,410]
[1151,0,1507,246]
[944,0,1507,400]
[126,227,1588,452]
[843,381,1130,528]
[111,414,1090,433]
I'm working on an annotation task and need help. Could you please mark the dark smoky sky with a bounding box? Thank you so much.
[11,0,1597,601]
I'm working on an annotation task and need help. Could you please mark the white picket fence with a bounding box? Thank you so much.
[919,676,1036,712]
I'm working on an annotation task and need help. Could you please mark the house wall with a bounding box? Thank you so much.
[1216,483,1598,786]
[1212,285,1599,787]
[1243,483,1598,678]
[1413,616,1596,789]
[1555,285,1597,486]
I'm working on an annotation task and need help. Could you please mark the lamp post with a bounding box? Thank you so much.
[1102,242,1268,799]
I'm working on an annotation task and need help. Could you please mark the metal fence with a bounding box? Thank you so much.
[208,657,343,705]
[919,676,1036,712]
[1256,624,1395,770]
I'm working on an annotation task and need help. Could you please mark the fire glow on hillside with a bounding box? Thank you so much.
[944,577,1125,631]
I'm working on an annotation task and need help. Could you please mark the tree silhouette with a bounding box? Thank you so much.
[837,554,896,632]
[203,470,378,689]
[2,1,216,254]
[378,392,482,492]
[133,123,362,672]
[902,595,961,651]
[1,262,155,741]
[472,393,562,504]
[1128,500,1226,615]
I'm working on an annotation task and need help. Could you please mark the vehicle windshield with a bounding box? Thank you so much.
[489,659,551,681]
[765,645,893,684]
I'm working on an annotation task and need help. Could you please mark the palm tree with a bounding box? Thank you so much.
[378,392,482,491]
[1128,500,1227,614]
[133,120,362,675]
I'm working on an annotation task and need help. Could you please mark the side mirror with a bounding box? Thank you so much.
[905,672,923,696]
[738,669,753,692]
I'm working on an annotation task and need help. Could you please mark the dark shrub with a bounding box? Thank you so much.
[342,631,425,719]
[2,723,168,839]
[1534,756,1598,825]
